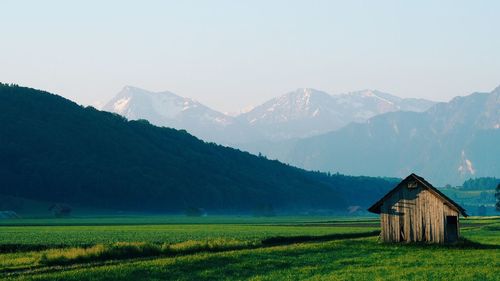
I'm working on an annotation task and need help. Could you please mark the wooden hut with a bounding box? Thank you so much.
[368,173,467,243]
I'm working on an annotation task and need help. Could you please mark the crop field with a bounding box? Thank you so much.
[0,216,498,280]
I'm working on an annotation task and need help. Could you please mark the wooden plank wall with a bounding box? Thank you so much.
[380,182,459,243]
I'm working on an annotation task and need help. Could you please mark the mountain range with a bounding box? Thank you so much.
[238,88,436,140]
[0,83,395,213]
[256,87,500,186]
[103,87,435,143]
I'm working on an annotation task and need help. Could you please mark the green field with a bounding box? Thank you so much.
[0,216,498,280]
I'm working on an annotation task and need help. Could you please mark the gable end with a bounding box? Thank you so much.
[368,174,468,217]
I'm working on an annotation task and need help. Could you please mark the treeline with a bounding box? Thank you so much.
[462,177,500,190]
[0,83,394,213]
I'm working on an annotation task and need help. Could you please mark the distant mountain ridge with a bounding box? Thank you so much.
[259,86,500,186]
[103,86,435,143]
[238,88,436,140]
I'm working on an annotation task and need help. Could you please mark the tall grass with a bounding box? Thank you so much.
[165,238,255,254]
[37,231,383,267]
[39,242,160,266]
[38,239,255,266]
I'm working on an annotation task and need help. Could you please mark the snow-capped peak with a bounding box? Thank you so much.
[102,86,235,136]
[236,88,436,140]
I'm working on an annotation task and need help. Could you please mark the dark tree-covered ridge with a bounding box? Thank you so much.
[0,83,394,213]
[462,177,500,190]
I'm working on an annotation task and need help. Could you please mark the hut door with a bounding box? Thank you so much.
[445,216,458,243]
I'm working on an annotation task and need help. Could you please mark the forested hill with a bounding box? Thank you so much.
[0,84,394,213]
[461,177,500,190]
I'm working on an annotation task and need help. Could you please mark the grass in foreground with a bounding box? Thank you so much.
[0,231,379,270]
[0,216,498,281]
[4,236,499,281]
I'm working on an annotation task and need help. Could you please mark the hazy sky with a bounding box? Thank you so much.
[1,1,499,112]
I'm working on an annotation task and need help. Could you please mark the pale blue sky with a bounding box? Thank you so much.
[1,0,499,112]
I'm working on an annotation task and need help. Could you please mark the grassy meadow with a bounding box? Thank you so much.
[0,216,498,280]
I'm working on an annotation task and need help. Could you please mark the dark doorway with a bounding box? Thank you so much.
[445,216,458,243]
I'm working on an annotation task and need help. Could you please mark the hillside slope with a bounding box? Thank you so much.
[0,84,394,213]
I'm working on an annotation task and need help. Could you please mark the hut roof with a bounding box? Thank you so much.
[368,173,468,217]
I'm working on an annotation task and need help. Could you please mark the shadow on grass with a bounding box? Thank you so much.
[261,230,380,245]
[382,237,500,250]
[443,238,500,249]
[0,244,81,253]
